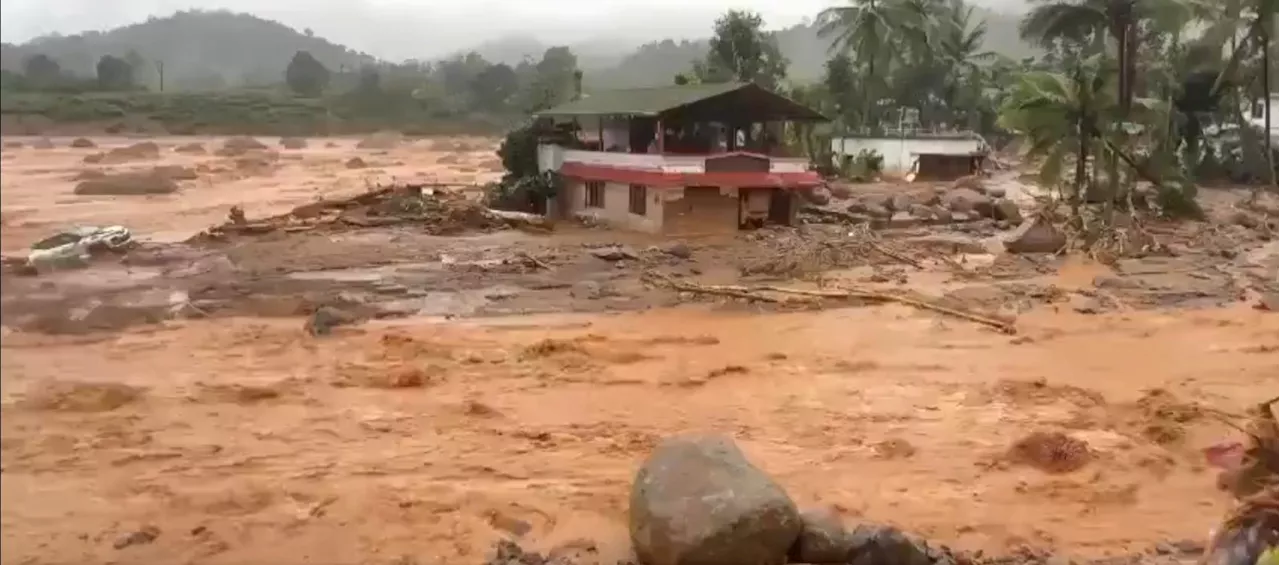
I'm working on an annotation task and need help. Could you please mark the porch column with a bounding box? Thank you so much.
[655,119,664,154]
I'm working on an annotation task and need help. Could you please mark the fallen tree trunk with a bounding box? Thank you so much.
[643,271,1016,334]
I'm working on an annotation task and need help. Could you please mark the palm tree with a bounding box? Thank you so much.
[816,0,899,131]
[1198,0,1276,183]
[938,0,997,125]
[1018,0,1190,114]
[999,53,1174,217]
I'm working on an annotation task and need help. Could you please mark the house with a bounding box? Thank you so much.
[831,131,989,181]
[533,82,829,235]
[1245,93,1280,151]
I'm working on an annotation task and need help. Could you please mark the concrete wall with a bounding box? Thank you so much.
[565,180,665,233]
[831,137,985,173]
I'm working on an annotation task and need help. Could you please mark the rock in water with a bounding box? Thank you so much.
[630,435,801,565]
[1003,217,1066,254]
[847,525,951,565]
[305,306,354,336]
[944,188,992,216]
[992,198,1022,224]
[790,507,855,564]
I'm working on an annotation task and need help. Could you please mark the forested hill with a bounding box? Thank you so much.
[0,6,1030,92]
[0,10,375,91]
[587,7,1030,88]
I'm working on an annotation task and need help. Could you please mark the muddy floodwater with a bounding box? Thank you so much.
[1,134,1277,565]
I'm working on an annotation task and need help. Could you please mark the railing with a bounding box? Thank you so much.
[539,145,811,175]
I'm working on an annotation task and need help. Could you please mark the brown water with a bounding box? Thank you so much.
[2,302,1274,564]
[2,134,1276,565]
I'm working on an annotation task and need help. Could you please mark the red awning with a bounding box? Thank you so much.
[559,162,822,190]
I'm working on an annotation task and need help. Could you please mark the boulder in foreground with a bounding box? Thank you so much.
[789,506,855,563]
[630,434,800,565]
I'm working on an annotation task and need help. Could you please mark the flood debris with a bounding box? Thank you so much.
[191,184,548,242]
[1007,430,1093,473]
[642,271,1017,334]
[304,305,360,337]
[1202,397,1278,565]
[8,225,136,274]
[112,525,160,549]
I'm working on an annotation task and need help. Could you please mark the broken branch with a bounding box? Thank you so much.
[643,271,1016,334]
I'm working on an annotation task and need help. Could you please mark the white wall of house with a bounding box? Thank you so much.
[1246,94,1280,148]
[565,180,665,233]
[831,137,984,173]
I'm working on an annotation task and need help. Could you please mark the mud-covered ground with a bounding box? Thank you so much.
[1,134,1277,565]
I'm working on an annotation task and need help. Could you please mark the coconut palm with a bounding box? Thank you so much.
[1018,0,1192,114]
[1197,0,1276,182]
[816,0,900,131]
[938,0,998,124]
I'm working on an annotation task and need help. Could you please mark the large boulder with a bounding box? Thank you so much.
[846,525,950,565]
[789,507,855,564]
[99,141,161,164]
[216,136,268,157]
[73,172,179,196]
[992,198,1022,224]
[944,188,993,217]
[1003,217,1066,254]
[630,435,801,565]
[279,136,308,149]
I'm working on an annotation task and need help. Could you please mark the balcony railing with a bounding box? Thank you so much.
[537,145,810,175]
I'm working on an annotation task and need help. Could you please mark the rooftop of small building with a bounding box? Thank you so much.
[535,82,827,123]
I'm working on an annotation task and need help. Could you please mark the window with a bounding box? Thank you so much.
[629,184,647,215]
[585,181,605,208]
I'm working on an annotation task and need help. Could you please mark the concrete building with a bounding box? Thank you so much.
[831,132,989,180]
[534,82,828,235]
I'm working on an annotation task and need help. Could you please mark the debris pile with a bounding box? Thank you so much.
[192,184,550,242]
[1203,397,1278,565]
[642,270,1016,333]
[2,225,135,275]
[801,176,1026,230]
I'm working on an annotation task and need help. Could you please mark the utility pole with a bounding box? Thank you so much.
[155,60,165,92]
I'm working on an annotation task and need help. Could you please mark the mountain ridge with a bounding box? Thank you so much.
[2,8,1032,91]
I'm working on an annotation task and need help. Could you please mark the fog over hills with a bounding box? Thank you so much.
[1,0,1033,90]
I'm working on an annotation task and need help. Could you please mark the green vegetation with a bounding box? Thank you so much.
[0,91,505,136]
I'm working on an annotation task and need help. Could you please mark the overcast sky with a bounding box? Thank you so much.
[0,0,1027,61]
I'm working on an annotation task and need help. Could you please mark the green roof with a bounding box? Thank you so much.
[535,82,826,121]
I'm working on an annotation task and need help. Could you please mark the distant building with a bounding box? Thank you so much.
[533,82,829,234]
[831,131,989,181]
[1246,93,1280,150]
